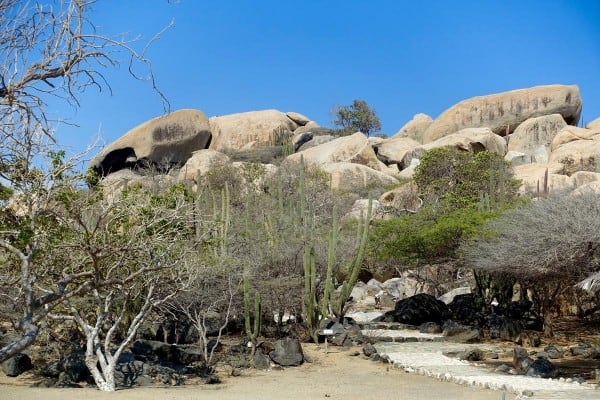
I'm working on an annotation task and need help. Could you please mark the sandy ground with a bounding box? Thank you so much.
[1,344,516,400]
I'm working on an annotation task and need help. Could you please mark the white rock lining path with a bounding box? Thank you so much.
[366,330,599,400]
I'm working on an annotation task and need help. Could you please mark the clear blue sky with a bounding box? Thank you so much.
[57,0,600,154]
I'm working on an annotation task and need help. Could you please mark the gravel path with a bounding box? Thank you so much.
[369,331,599,400]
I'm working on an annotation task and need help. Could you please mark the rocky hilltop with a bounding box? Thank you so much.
[90,84,600,200]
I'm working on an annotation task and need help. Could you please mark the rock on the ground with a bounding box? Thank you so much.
[60,344,89,383]
[362,343,377,357]
[90,109,211,177]
[131,339,174,362]
[1,353,33,377]
[442,320,482,343]
[544,343,564,359]
[392,293,450,325]
[458,348,485,362]
[508,114,567,163]
[513,346,533,372]
[391,113,433,143]
[209,109,298,151]
[526,358,558,379]
[268,338,304,366]
[447,294,481,326]
[419,322,442,334]
[252,350,271,370]
[488,314,522,342]
[422,84,582,144]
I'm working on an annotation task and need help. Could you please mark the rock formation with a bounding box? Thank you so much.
[422,84,581,143]
[90,109,211,177]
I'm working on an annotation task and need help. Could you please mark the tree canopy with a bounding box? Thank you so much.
[332,99,381,137]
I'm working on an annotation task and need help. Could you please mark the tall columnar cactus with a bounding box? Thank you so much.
[243,274,261,348]
[329,196,372,318]
[302,211,319,343]
[320,205,338,319]
[218,183,231,257]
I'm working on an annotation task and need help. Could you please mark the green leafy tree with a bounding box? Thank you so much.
[413,148,520,210]
[368,148,521,293]
[333,99,382,137]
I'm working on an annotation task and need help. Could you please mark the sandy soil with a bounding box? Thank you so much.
[1,344,516,400]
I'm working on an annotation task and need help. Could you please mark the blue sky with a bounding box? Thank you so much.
[56,0,600,154]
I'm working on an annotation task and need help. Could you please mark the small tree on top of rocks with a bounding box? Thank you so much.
[332,99,381,137]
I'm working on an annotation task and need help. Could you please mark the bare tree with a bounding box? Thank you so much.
[45,184,197,391]
[166,260,242,369]
[461,190,600,335]
[0,0,169,362]
[0,0,168,149]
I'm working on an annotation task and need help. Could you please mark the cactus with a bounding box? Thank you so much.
[244,274,261,349]
[320,205,338,319]
[329,196,372,318]
[302,210,319,343]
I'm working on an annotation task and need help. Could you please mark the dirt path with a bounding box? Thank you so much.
[1,344,515,400]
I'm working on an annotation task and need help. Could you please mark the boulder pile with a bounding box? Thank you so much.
[89,84,598,202]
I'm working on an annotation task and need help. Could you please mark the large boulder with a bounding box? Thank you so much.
[285,132,385,172]
[90,109,211,177]
[513,163,570,194]
[422,85,582,144]
[209,109,299,151]
[391,113,433,143]
[507,114,567,163]
[550,125,600,151]
[374,137,421,169]
[322,162,398,192]
[418,127,507,156]
[177,149,231,183]
[549,135,600,175]
[391,293,450,325]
